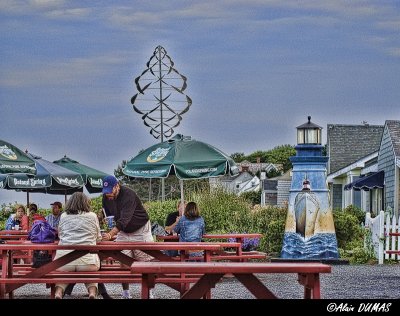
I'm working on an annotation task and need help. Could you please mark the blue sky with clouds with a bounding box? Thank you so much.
[1,0,400,206]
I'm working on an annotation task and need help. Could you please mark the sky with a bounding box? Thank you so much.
[1,0,400,207]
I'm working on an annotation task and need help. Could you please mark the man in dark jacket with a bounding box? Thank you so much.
[101,175,154,299]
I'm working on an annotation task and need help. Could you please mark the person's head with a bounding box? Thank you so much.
[15,204,26,219]
[29,203,38,213]
[177,200,187,216]
[184,201,200,220]
[102,175,120,200]
[65,192,91,214]
[50,201,62,216]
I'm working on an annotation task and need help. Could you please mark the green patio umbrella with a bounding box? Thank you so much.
[0,139,36,175]
[122,134,239,201]
[53,155,110,193]
[5,153,84,204]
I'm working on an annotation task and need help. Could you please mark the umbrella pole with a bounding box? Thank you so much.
[180,179,184,205]
[26,191,30,215]
[161,178,165,202]
[149,178,152,201]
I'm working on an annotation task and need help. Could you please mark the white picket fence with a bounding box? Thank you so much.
[364,210,400,264]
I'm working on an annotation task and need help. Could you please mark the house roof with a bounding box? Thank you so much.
[385,120,400,158]
[236,162,282,173]
[327,124,384,174]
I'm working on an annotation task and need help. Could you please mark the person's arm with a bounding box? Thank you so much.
[173,216,182,234]
[102,196,119,241]
[93,212,102,242]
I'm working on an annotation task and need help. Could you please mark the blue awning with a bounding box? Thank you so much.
[344,171,384,191]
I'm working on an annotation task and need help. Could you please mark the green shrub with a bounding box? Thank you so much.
[343,205,365,224]
[240,190,261,205]
[350,247,376,264]
[247,205,286,254]
[187,188,253,233]
[264,219,285,254]
[333,211,363,250]
[145,199,177,225]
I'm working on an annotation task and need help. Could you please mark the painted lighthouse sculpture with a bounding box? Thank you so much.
[281,116,339,259]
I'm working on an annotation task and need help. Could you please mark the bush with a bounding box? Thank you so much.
[343,205,365,224]
[188,188,253,233]
[240,190,261,205]
[145,199,177,226]
[350,247,376,264]
[250,205,287,254]
[333,211,363,249]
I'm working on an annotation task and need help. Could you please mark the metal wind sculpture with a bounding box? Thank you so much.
[131,45,192,141]
[130,46,192,201]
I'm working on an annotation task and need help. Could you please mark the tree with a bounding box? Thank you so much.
[264,145,295,172]
[230,152,246,162]
[246,150,267,163]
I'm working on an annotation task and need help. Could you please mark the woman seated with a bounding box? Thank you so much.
[5,204,29,230]
[53,192,102,299]
[173,201,206,259]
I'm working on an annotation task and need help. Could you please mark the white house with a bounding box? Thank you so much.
[209,171,260,195]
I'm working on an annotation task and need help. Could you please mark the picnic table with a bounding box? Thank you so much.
[132,261,332,299]
[0,241,234,299]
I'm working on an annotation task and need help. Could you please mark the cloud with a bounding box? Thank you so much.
[375,20,400,31]
[0,53,129,87]
[0,0,65,14]
[45,7,91,19]
[386,47,400,57]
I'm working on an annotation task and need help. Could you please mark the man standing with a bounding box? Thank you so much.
[101,175,154,299]
[46,201,62,229]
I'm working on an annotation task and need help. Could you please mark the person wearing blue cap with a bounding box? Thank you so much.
[101,175,155,299]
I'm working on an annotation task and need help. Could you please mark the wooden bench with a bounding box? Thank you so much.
[131,261,331,299]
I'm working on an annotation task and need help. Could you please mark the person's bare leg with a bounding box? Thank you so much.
[55,286,63,299]
[88,286,97,299]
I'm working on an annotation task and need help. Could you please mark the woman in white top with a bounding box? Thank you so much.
[54,192,102,299]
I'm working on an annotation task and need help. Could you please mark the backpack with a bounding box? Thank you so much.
[28,220,57,243]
